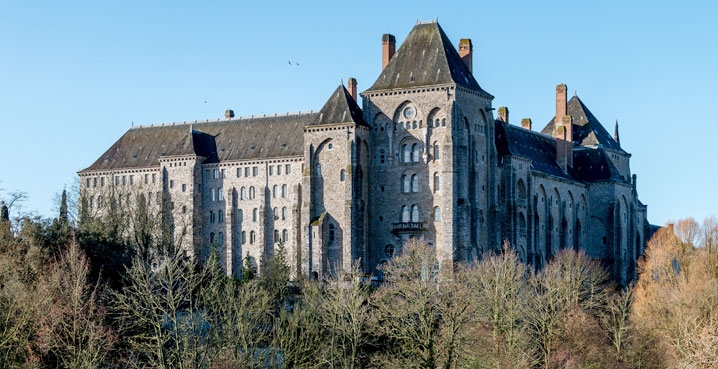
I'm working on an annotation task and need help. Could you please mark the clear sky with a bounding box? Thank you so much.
[1,1,716,226]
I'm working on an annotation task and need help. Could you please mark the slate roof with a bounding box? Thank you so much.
[541,96,623,152]
[572,147,625,182]
[81,84,367,173]
[495,120,574,180]
[80,112,317,172]
[365,22,489,94]
[309,84,368,127]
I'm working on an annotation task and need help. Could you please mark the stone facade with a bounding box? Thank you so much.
[78,21,649,284]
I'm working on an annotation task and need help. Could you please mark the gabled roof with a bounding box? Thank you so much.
[80,112,317,172]
[541,96,623,152]
[309,84,367,127]
[495,120,575,180]
[572,148,625,182]
[365,22,489,94]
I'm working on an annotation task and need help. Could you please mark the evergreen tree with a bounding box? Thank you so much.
[59,189,68,225]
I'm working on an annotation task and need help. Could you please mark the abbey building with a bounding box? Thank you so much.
[79,21,649,284]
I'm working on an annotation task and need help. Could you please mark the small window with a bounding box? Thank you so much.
[221,169,225,178]
[213,169,220,179]
[328,143,334,150]
[182,205,187,214]
[241,231,246,244]
[411,205,419,222]
[402,144,411,163]
[253,208,258,222]
[273,207,279,220]
[241,187,247,200]
[434,173,440,192]
[273,185,278,198]
[237,209,243,222]
[218,189,224,201]
[277,165,282,175]
[130,175,134,185]
[144,174,149,184]
[101,177,105,186]
[282,184,288,198]
[282,229,288,242]
[182,184,187,192]
[411,174,418,193]
[245,167,250,177]
[237,168,242,177]
[433,206,441,222]
[210,211,215,224]
[169,180,174,189]
[274,230,280,243]
[285,164,291,174]
[282,206,287,220]
[252,167,258,176]
[218,210,224,223]
[86,178,91,187]
[250,231,256,244]
[401,205,410,222]
[122,175,127,185]
[152,173,156,184]
[218,232,224,246]
[211,188,216,201]
[411,144,420,162]
[402,175,410,193]
[434,144,440,160]
[269,166,274,175]
[249,186,255,199]
[340,169,346,182]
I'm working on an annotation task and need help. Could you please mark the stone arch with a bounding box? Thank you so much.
[427,107,445,127]
[393,100,421,124]
[373,112,391,131]
[517,179,527,199]
[399,136,424,163]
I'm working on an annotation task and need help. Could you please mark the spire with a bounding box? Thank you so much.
[614,120,621,147]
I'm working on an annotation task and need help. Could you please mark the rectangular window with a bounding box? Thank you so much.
[253,166,258,176]
[86,178,91,187]
[93,178,97,187]
[213,169,219,179]
[182,184,187,192]
[122,175,127,185]
[115,176,120,185]
[205,169,210,180]
[101,177,105,187]
[144,174,149,184]
[245,167,250,177]
[152,173,156,184]
[129,175,134,185]
[285,164,291,174]
[277,165,282,175]
[221,169,225,178]
[237,168,241,177]
[269,166,274,175]
[170,180,174,189]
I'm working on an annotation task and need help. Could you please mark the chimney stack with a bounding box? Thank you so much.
[225,109,235,119]
[521,118,532,130]
[555,115,574,171]
[556,83,567,123]
[458,38,473,73]
[347,78,357,102]
[498,106,509,124]
[382,34,396,70]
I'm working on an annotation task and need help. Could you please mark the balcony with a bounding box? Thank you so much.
[392,221,425,234]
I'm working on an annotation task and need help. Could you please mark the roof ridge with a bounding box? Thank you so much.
[130,110,320,130]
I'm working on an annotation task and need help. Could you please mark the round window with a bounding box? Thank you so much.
[403,106,416,119]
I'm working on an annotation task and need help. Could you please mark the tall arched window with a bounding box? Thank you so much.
[211,188,216,201]
[241,231,246,244]
[249,186,255,199]
[282,184,288,198]
[411,143,420,162]
[282,206,287,220]
[401,205,410,222]
[273,207,279,219]
[253,208,258,222]
[237,209,243,222]
[402,144,411,162]
[250,231,256,244]
[411,174,418,192]
[434,173,440,192]
[411,205,420,222]
[218,232,224,246]
[240,187,247,200]
[434,144,440,160]
[433,206,441,222]
[218,210,224,223]
[282,229,288,242]
[273,185,278,198]
[274,230,279,243]
[402,175,410,193]
[210,211,215,224]
[340,169,346,182]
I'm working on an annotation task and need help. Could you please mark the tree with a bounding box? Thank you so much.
[59,189,68,225]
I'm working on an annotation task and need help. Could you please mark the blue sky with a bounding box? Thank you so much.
[1,1,716,226]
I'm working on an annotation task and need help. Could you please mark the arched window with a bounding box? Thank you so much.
[237,209,243,222]
[273,185,278,198]
[434,207,441,222]
[249,186,255,199]
[411,205,420,222]
[241,231,246,244]
[282,229,288,242]
[211,188,216,201]
[340,169,346,182]
[97,195,103,207]
[401,206,410,222]
[517,179,527,199]
[328,224,335,243]
[210,232,215,245]
[250,231,256,244]
[282,206,287,220]
[411,143,420,162]
[402,144,411,162]
[210,211,215,224]
[252,208,258,222]
[273,207,279,219]
[411,174,418,192]
[274,229,279,243]
[402,175,410,193]
[218,188,224,201]
[315,163,322,176]
[240,187,247,200]
[218,210,224,223]
[434,173,440,192]
[282,184,288,198]
[434,144,440,160]
[218,232,224,246]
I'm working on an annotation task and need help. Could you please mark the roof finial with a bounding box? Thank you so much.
[341,78,344,86]
[574,90,577,97]
[131,121,134,127]
[434,16,438,23]
[614,119,621,147]
[416,18,419,24]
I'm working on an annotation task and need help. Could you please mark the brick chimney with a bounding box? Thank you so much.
[458,38,473,73]
[555,115,574,171]
[225,109,234,119]
[382,34,396,70]
[347,78,357,102]
[555,83,567,123]
[521,118,532,130]
[498,106,509,124]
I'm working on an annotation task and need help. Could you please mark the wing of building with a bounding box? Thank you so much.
[79,21,650,285]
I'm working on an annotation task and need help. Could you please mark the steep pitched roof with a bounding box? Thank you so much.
[365,22,488,94]
[541,96,623,152]
[495,120,575,180]
[80,112,318,172]
[572,148,625,182]
[309,84,367,127]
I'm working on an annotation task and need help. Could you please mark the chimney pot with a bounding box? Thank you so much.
[382,34,396,70]
[225,110,234,119]
[458,38,473,74]
[521,118,532,130]
[498,106,509,124]
[347,78,357,102]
